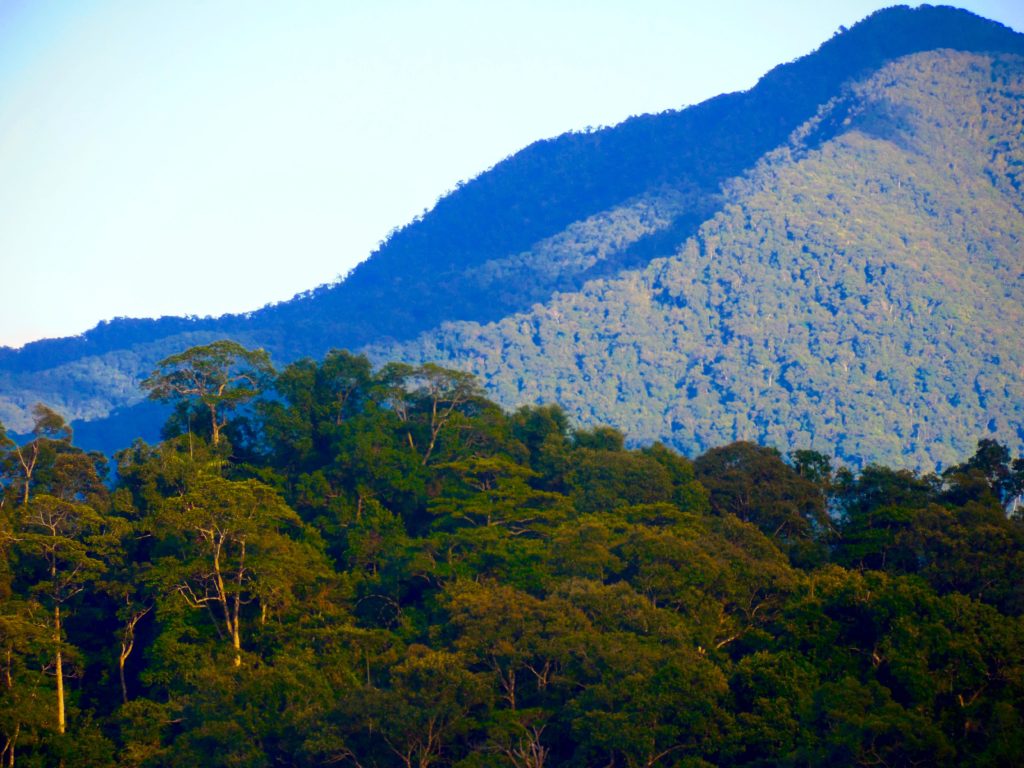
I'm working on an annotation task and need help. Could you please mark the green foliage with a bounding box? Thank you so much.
[3,355,1024,765]
[4,15,1023,764]
[142,340,274,446]
[695,441,829,566]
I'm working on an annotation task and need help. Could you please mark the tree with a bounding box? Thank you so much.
[430,457,570,534]
[484,708,551,768]
[97,492,153,706]
[355,646,488,768]
[259,350,377,472]
[0,405,72,506]
[0,501,52,768]
[640,442,710,513]
[509,405,572,493]
[570,648,727,768]
[694,441,829,545]
[373,363,483,466]
[942,439,1024,509]
[344,498,408,577]
[142,341,274,446]
[315,350,376,427]
[414,364,484,466]
[13,495,109,734]
[0,587,51,767]
[831,464,936,520]
[445,580,586,712]
[789,448,834,487]
[566,448,675,514]
[148,474,322,668]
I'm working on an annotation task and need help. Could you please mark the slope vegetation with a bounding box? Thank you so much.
[382,51,1024,469]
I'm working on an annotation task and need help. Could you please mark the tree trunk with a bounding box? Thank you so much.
[209,403,221,446]
[16,444,37,506]
[232,612,242,668]
[54,606,65,735]
[211,538,240,665]
[231,543,243,667]
[119,654,128,705]
[3,723,19,768]
[119,607,151,704]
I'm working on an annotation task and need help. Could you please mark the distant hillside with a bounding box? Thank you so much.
[381,50,1024,470]
[1,5,1022,466]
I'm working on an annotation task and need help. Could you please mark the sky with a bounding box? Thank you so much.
[1,1,1022,348]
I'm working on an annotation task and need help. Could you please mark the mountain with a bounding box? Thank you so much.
[1,5,1022,467]
[380,49,1024,470]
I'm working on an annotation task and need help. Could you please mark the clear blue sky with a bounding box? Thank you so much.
[1,1,1022,348]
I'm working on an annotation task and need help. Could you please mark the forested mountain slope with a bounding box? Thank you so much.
[1,5,1021,464]
[382,50,1024,470]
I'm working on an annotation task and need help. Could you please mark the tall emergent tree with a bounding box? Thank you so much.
[15,495,109,735]
[141,341,274,446]
[0,405,73,506]
[149,473,321,668]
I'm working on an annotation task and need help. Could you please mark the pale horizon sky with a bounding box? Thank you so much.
[2,1,1023,349]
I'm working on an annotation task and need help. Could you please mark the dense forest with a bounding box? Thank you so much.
[387,49,1024,471]
[2,342,1023,767]
[1,5,1023,470]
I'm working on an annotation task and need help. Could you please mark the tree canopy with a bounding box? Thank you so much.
[2,344,1022,766]
[141,340,274,446]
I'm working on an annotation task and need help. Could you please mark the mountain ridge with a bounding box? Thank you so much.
[377,48,1024,469]
[1,4,1022,468]
[4,4,1020,369]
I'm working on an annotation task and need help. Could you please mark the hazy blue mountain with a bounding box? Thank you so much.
[380,50,1024,470]
[1,5,1022,466]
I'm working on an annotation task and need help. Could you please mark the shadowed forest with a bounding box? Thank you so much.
[1,342,1022,767]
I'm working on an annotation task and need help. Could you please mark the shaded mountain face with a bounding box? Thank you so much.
[0,5,1022,466]
[380,50,1024,470]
